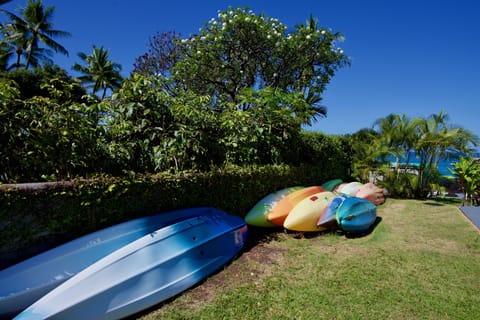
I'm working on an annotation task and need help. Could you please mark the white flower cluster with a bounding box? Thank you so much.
[178,8,342,59]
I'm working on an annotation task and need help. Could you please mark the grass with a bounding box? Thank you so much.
[137,198,480,320]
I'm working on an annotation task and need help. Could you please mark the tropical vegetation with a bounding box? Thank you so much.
[350,112,478,199]
[1,4,351,182]
[0,1,479,200]
[0,0,70,70]
[72,46,122,99]
[449,156,480,205]
[1,2,480,318]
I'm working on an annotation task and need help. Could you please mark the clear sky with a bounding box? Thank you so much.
[2,0,479,143]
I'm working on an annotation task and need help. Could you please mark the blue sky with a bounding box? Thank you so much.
[2,0,479,144]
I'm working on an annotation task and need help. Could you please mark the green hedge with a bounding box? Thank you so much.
[0,161,351,268]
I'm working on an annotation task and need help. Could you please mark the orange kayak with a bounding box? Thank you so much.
[267,186,326,226]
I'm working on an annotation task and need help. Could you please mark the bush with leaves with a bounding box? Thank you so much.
[1,66,87,101]
[153,91,222,171]
[219,87,308,165]
[100,74,174,174]
[0,75,101,182]
[449,156,480,205]
[0,78,22,181]
[348,129,385,183]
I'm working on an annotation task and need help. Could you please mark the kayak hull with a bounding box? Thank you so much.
[284,191,336,232]
[14,209,248,320]
[245,186,303,227]
[0,207,214,319]
[336,198,377,233]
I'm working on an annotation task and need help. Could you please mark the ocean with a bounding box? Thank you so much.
[389,151,480,177]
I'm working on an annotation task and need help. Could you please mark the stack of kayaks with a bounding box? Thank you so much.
[0,207,248,320]
[244,179,378,234]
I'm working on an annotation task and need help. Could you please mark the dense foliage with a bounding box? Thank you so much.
[0,74,100,181]
[0,5,351,182]
[137,8,349,123]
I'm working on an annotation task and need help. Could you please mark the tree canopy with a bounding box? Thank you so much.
[0,0,70,70]
[134,7,350,124]
[72,46,123,99]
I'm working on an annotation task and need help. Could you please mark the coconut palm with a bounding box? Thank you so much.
[412,111,478,196]
[0,15,28,69]
[0,0,70,69]
[72,46,123,99]
[374,113,417,167]
[0,36,13,70]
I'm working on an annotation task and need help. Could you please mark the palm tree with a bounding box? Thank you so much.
[371,111,478,198]
[0,34,14,70]
[0,15,28,69]
[0,0,70,69]
[72,46,123,99]
[374,113,416,167]
[412,111,478,195]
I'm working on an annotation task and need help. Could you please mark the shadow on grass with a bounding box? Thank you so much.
[242,225,285,252]
[344,216,383,239]
[426,197,462,206]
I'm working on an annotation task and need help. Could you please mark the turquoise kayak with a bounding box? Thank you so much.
[336,197,377,233]
[317,194,348,228]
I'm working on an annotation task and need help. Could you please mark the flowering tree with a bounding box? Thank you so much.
[126,7,351,169]
[172,8,349,123]
[132,31,183,78]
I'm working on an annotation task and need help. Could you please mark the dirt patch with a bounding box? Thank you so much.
[185,227,287,305]
[136,227,289,319]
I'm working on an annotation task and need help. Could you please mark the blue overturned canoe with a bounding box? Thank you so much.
[0,207,214,319]
[14,209,248,320]
[336,197,377,233]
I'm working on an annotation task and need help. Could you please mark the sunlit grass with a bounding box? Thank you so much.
[139,198,480,320]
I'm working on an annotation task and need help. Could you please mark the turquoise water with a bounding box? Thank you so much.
[389,152,480,177]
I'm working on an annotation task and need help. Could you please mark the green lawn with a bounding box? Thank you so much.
[139,198,480,320]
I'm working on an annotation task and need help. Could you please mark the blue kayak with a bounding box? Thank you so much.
[14,209,248,320]
[336,197,377,233]
[0,207,217,319]
[317,194,348,228]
